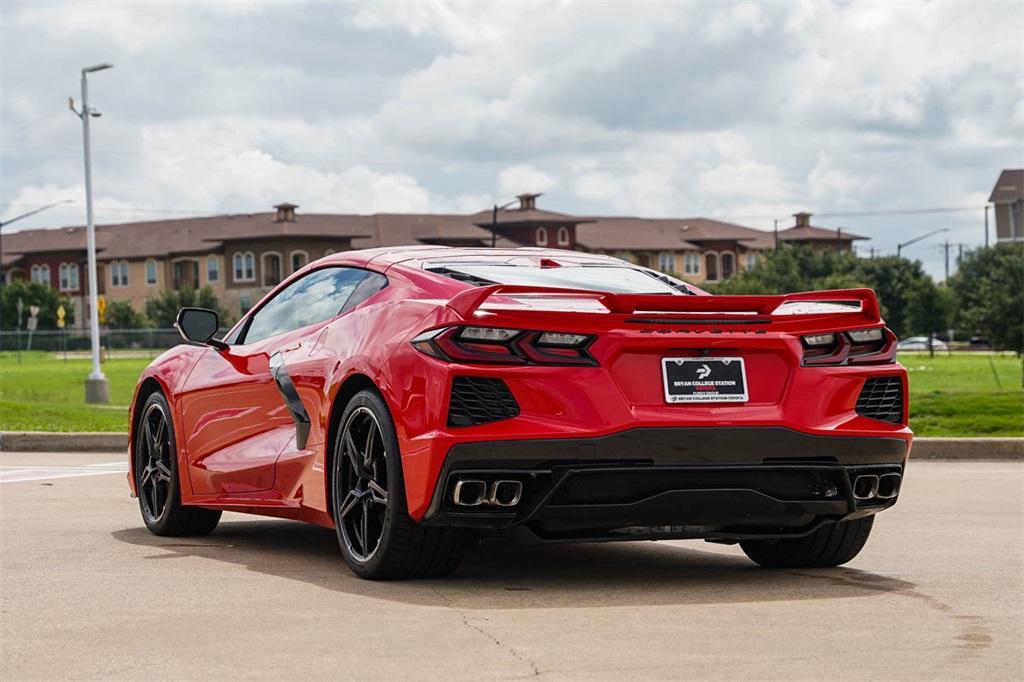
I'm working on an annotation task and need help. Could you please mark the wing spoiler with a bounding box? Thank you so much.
[447,285,882,325]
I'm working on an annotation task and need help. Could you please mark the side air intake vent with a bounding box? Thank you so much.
[855,376,903,424]
[448,377,519,427]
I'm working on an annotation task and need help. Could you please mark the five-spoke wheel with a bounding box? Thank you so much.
[331,389,469,579]
[134,391,220,536]
[335,406,390,561]
[137,401,173,522]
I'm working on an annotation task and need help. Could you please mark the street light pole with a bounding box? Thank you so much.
[896,227,949,258]
[491,198,519,248]
[72,62,113,404]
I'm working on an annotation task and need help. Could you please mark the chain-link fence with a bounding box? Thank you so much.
[0,328,229,354]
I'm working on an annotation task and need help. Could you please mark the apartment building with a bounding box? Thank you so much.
[2,197,857,327]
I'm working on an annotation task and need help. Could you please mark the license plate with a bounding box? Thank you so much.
[661,357,748,403]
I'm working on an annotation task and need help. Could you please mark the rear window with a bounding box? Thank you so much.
[428,264,684,295]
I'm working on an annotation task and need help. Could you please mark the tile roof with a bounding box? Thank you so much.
[989,169,1024,203]
[577,217,774,250]
[1,206,782,265]
[777,225,867,242]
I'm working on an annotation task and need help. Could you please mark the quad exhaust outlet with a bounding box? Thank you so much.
[452,478,523,507]
[853,473,901,501]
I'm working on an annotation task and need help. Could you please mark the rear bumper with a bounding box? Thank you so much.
[421,426,908,542]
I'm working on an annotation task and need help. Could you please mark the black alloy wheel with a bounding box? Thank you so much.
[134,391,220,536]
[137,400,174,522]
[331,389,469,580]
[335,406,390,562]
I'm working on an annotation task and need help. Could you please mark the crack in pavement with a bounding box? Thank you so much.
[432,585,541,679]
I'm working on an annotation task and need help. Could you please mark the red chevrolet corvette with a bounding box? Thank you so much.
[128,246,911,579]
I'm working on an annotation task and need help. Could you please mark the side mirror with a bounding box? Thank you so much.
[175,307,227,350]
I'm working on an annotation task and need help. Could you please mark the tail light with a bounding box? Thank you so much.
[412,326,597,366]
[801,328,897,366]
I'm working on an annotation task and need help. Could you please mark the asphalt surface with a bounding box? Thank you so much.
[1,453,1021,680]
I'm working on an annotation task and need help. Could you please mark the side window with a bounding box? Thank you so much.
[240,267,372,344]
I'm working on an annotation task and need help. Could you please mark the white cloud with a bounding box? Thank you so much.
[698,160,792,203]
[498,165,558,196]
[2,0,1021,279]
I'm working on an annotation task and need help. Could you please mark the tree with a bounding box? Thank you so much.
[105,300,150,329]
[905,280,956,356]
[950,243,1024,353]
[0,281,76,330]
[707,246,934,337]
[144,286,230,328]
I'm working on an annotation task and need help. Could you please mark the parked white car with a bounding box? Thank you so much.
[897,336,949,351]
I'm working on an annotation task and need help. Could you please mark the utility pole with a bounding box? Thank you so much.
[71,62,113,404]
[943,240,950,282]
[773,219,779,249]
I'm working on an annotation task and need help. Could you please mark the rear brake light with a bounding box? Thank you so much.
[412,326,597,366]
[800,328,896,366]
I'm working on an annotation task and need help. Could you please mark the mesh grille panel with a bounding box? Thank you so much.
[855,376,904,424]
[448,377,520,427]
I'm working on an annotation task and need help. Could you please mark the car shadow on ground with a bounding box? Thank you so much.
[112,519,915,609]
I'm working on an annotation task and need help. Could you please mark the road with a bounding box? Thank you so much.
[1,453,1021,680]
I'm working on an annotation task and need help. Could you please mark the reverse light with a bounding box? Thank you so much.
[536,332,589,346]
[459,326,519,342]
[412,326,597,366]
[802,333,836,347]
[800,327,897,366]
[848,328,883,343]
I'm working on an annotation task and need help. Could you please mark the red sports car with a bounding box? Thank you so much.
[128,246,911,579]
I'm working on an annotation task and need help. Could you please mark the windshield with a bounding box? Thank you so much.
[431,264,683,295]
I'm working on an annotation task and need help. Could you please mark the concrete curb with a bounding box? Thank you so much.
[1,431,1021,460]
[910,438,1023,461]
[0,431,127,453]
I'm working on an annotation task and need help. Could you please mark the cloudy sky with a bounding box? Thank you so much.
[1,0,1021,277]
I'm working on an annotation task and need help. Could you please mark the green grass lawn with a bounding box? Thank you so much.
[1,350,1021,436]
[901,352,1023,436]
[0,352,149,432]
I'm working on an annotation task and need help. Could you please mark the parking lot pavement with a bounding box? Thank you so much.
[1,454,1021,680]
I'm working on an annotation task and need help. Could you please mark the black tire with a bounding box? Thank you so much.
[331,389,469,580]
[740,516,874,568]
[134,391,221,537]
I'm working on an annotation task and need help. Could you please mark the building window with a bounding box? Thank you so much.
[111,261,129,288]
[684,252,700,275]
[58,263,79,291]
[536,227,548,246]
[240,295,252,315]
[173,259,199,290]
[556,227,570,246]
[207,255,219,282]
[233,251,255,282]
[704,252,720,282]
[145,259,158,286]
[262,252,282,287]
[658,252,675,273]
[31,264,51,286]
[721,252,736,279]
[290,250,308,273]
[744,253,758,270]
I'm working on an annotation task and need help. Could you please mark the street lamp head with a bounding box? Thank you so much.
[82,63,114,74]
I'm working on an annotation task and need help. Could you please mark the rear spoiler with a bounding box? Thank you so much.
[447,285,882,324]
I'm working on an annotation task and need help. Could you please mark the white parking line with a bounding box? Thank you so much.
[0,462,128,484]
